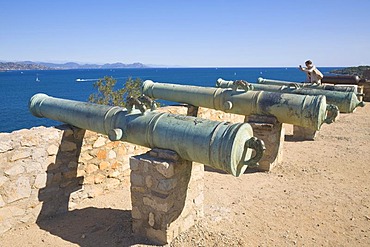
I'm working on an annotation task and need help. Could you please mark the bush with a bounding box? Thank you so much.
[88,76,142,107]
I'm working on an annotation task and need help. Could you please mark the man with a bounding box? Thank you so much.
[299,60,323,84]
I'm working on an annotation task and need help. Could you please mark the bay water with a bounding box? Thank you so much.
[0,67,339,133]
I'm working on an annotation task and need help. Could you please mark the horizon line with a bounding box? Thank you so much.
[1,60,366,68]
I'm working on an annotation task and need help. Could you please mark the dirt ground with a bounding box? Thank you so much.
[1,104,370,247]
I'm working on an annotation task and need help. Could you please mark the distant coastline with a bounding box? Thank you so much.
[330,65,370,78]
[0,61,147,71]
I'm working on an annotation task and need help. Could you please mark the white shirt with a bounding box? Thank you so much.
[301,65,322,84]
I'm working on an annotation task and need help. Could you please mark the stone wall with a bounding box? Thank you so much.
[0,125,149,235]
[0,106,245,235]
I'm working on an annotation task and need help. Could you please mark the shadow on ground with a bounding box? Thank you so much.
[37,208,140,246]
[205,166,262,174]
[284,134,314,142]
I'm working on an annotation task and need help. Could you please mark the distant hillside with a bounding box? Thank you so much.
[0,61,148,71]
[330,66,370,78]
[34,62,148,69]
[0,62,51,71]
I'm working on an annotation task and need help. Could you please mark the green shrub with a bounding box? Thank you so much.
[88,76,142,107]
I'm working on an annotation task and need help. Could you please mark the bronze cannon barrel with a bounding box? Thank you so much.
[218,78,365,113]
[322,75,361,85]
[29,93,265,177]
[142,80,338,130]
[257,77,358,93]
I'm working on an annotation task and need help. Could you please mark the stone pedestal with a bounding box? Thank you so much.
[130,148,204,245]
[245,115,284,172]
[293,125,317,141]
[357,85,364,102]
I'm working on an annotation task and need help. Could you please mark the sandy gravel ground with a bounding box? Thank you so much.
[1,105,369,247]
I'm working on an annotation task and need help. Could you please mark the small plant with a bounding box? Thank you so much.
[88,76,142,107]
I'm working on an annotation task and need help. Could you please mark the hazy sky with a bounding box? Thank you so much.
[1,0,369,67]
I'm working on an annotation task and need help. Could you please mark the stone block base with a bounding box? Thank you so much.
[245,115,284,172]
[293,125,317,141]
[130,149,204,245]
[357,85,364,102]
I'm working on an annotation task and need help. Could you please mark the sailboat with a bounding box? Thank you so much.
[36,74,40,82]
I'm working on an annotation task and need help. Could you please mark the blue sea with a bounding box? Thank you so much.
[0,67,340,133]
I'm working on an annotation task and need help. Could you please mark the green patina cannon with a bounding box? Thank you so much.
[142,80,338,130]
[257,77,359,94]
[218,78,365,113]
[29,93,265,177]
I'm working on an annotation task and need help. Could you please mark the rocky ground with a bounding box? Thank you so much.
[1,105,369,246]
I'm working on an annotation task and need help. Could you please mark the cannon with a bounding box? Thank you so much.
[142,80,338,130]
[218,78,365,113]
[29,93,265,177]
[257,77,359,94]
[321,75,361,85]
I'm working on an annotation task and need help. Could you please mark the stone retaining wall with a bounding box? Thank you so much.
[0,125,149,234]
[0,106,244,235]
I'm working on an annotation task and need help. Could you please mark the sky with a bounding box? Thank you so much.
[1,0,369,67]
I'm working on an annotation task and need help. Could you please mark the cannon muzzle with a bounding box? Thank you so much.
[29,93,265,177]
[142,80,338,130]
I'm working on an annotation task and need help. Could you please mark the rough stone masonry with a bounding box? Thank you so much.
[0,125,148,235]
[130,149,204,245]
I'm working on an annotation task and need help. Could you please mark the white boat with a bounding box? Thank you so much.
[76,78,98,82]
[76,78,89,82]
[36,75,40,82]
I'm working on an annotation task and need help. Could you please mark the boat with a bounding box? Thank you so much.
[76,78,98,82]
[76,78,88,82]
[35,74,40,82]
